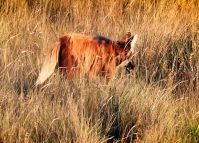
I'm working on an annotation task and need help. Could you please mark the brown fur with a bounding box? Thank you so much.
[58,33,132,78]
[36,33,137,85]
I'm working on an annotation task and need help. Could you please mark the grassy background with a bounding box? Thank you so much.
[0,0,199,142]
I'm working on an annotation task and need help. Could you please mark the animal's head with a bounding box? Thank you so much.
[115,32,138,74]
[116,32,137,55]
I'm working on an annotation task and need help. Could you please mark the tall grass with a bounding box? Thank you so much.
[0,0,199,142]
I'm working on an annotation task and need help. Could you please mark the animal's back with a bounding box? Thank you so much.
[58,33,116,77]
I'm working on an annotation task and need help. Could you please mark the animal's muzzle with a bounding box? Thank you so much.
[125,60,135,74]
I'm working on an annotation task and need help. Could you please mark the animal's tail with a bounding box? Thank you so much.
[36,42,61,86]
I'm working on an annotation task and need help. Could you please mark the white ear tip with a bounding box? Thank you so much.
[131,34,138,44]
[134,34,138,41]
[130,34,138,53]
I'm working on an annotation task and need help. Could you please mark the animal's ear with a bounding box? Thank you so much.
[120,32,131,43]
[117,32,132,46]
[126,33,138,43]
[125,32,131,41]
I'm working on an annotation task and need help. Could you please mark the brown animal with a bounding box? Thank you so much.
[36,32,138,85]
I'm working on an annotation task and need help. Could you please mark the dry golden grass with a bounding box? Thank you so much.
[0,0,199,142]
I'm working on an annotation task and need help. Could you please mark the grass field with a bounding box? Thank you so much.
[0,0,199,142]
